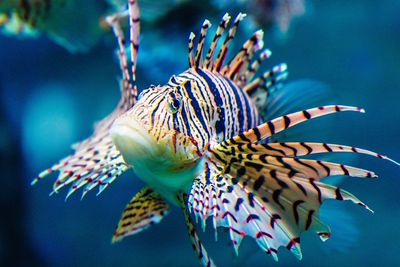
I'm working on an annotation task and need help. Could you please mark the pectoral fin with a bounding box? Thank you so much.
[188,105,399,261]
[112,187,169,243]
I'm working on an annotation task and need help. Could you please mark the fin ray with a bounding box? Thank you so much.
[187,106,398,260]
[179,194,216,267]
[224,105,365,145]
[32,4,142,196]
[112,187,169,243]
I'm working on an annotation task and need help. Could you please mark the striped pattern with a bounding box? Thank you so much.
[225,105,365,145]
[188,105,399,261]
[182,15,398,264]
[189,13,288,90]
[113,187,169,243]
[179,194,216,267]
[128,13,289,152]
[187,13,288,119]
[32,3,400,267]
[32,1,140,199]
[129,68,259,154]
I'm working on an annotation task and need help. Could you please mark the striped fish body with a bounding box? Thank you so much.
[168,68,260,144]
[32,2,399,266]
[111,67,259,203]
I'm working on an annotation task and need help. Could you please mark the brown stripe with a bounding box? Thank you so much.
[305,209,315,230]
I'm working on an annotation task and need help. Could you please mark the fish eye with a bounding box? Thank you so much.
[167,91,182,114]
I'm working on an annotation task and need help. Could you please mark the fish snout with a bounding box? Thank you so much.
[110,116,157,164]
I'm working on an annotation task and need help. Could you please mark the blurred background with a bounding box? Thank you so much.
[1,0,399,266]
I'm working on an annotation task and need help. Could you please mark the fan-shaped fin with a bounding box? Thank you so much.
[112,187,169,243]
[32,2,142,198]
[223,105,365,145]
[188,104,398,261]
[240,142,395,162]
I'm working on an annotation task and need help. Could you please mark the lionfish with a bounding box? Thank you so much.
[32,0,398,266]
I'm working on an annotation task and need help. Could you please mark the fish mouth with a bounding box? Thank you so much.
[110,115,203,192]
[110,117,159,164]
[110,116,200,173]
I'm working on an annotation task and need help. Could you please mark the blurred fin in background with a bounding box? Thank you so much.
[262,79,338,142]
[108,0,189,22]
[213,0,307,36]
[0,0,115,52]
[0,0,200,53]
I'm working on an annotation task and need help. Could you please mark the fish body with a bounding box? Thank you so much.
[111,67,260,204]
[32,1,399,266]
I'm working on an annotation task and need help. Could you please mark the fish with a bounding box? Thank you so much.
[32,0,399,266]
[0,0,116,52]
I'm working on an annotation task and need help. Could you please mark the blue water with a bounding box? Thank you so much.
[1,0,399,266]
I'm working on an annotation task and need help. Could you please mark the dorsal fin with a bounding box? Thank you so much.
[106,0,140,108]
[203,13,231,69]
[128,0,140,98]
[187,12,288,99]
[213,13,246,73]
[194,19,212,68]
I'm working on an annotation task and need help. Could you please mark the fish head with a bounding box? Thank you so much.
[110,83,204,191]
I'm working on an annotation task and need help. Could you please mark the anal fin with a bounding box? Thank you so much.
[112,187,169,243]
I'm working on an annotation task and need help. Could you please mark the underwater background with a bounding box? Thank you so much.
[1,0,399,266]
